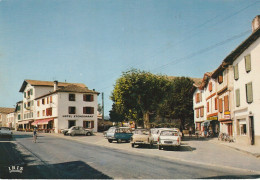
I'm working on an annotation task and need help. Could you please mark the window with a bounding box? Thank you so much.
[200,107,204,117]
[224,95,229,112]
[214,98,218,110]
[28,102,31,107]
[218,72,223,84]
[30,89,33,96]
[24,103,26,108]
[246,82,253,103]
[83,94,94,102]
[18,114,21,120]
[17,105,21,111]
[245,54,251,73]
[235,89,240,107]
[83,107,94,114]
[46,108,52,116]
[208,82,212,92]
[219,98,223,113]
[69,94,76,101]
[37,100,40,106]
[233,64,239,80]
[42,110,45,116]
[37,111,40,117]
[83,121,94,128]
[68,120,76,128]
[69,107,76,114]
[42,99,45,105]
[240,124,247,135]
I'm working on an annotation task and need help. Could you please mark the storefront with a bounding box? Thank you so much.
[17,120,33,131]
[32,118,54,133]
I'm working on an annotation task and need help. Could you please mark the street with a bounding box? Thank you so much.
[0,132,260,179]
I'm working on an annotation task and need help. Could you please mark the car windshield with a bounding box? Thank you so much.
[116,128,132,133]
[0,127,10,131]
[150,129,158,134]
[160,131,178,136]
[107,128,116,133]
[134,129,149,135]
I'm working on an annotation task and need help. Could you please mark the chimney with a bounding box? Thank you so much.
[252,15,260,33]
[54,81,58,91]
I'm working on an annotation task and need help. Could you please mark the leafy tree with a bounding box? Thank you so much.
[162,77,194,132]
[111,69,169,128]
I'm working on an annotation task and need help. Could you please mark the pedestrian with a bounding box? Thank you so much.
[33,128,37,143]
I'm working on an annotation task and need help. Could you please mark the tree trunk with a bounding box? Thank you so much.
[143,112,150,129]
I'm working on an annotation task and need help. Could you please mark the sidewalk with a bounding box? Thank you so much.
[208,137,260,158]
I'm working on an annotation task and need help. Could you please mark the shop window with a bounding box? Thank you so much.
[240,124,247,135]
[245,54,251,73]
[83,94,94,102]
[69,107,76,114]
[69,94,76,101]
[83,107,94,114]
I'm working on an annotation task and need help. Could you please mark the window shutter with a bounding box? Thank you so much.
[24,92,26,98]
[196,109,199,118]
[91,107,94,114]
[83,95,86,101]
[50,96,52,103]
[83,107,86,114]
[234,64,239,80]
[209,82,212,92]
[91,95,94,102]
[199,93,202,102]
[224,95,229,112]
[207,102,209,113]
[214,98,218,110]
[219,98,223,113]
[30,89,33,95]
[200,107,204,117]
[245,54,251,72]
[91,121,94,128]
[246,82,253,103]
[236,89,240,107]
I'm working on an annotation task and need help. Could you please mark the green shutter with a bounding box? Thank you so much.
[234,64,239,80]
[236,89,240,107]
[246,82,253,103]
[30,89,33,95]
[24,92,26,98]
[245,54,251,72]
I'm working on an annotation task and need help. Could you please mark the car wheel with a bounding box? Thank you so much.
[117,139,122,143]
[131,143,135,148]
[158,145,162,150]
[86,132,91,136]
[176,146,181,151]
[71,133,75,136]
[149,143,153,149]
[108,139,113,143]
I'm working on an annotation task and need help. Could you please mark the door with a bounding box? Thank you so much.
[228,123,232,136]
[68,120,76,128]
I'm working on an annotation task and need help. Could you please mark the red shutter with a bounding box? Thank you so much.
[50,96,52,103]
[83,95,86,101]
[196,109,199,118]
[46,108,49,116]
[200,107,204,117]
[207,102,209,113]
[37,100,40,106]
[91,107,94,114]
[209,82,212,92]
[91,121,94,128]
[83,121,86,128]
[83,107,86,114]
[224,95,229,112]
[91,95,94,102]
[219,98,223,113]
[215,98,218,110]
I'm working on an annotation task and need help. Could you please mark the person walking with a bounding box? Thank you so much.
[33,128,37,143]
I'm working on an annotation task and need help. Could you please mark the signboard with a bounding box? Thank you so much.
[62,115,94,118]
[224,111,230,115]
[207,116,218,120]
[224,115,231,119]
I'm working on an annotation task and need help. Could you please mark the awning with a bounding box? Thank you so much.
[32,118,54,126]
[17,120,33,125]
[222,121,233,124]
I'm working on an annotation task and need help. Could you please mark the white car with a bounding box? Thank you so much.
[0,127,12,138]
[158,130,181,150]
[151,128,181,144]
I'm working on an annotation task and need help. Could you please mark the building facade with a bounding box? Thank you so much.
[18,80,99,133]
[0,107,15,127]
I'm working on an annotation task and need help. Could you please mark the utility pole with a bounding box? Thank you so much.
[102,92,104,122]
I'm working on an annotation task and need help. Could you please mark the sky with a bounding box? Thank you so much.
[0,0,259,116]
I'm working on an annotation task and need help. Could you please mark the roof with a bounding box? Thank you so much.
[0,107,15,114]
[35,84,99,100]
[167,76,202,87]
[19,80,87,92]
[212,27,260,78]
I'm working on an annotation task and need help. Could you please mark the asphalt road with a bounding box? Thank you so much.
[0,133,260,179]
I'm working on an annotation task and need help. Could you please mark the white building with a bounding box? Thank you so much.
[222,15,260,146]
[0,107,15,127]
[18,80,99,133]
[6,111,16,129]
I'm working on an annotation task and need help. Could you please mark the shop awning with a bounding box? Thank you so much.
[32,118,54,126]
[17,120,33,125]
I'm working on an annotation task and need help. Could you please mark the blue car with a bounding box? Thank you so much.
[106,127,133,143]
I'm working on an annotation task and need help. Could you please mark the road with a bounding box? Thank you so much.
[0,132,260,179]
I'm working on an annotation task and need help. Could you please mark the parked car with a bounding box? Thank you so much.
[151,128,179,144]
[130,129,153,148]
[158,129,181,150]
[67,126,93,136]
[0,127,12,139]
[61,128,69,135]
[106,127,133,143]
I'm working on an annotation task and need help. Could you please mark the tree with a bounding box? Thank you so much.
[162,77,194,132]
[111,69,169,128]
